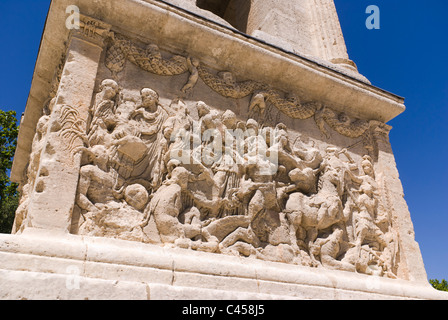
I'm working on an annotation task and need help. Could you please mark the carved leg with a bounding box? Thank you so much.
[321,255,356,272]
[154,214,185,244]
[220,227,259,248]
[306,228,321,267]
[76,168,95,212]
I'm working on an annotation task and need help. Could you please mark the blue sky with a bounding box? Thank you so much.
[334,0,448,281]
[0,0,446,281]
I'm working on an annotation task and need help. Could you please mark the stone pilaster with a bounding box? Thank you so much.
[373,125,429,283]
[23,16,111,232]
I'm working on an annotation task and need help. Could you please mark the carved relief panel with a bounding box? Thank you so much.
[17,30,400,279]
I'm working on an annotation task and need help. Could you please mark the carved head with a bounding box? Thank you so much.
[163,124,174,140]
[100,79,119,100]
[221,110,237,129]
[125,184,149,211]
[337,112,350,124]
[246,118,259,136]
[146,44,162,59]
[218,71,235,84]
[201,113,217,132]
[89,145,109,170]
[171,166,190,189]
[361,155,374,177]
[196,101,210,118]
[166,159,182,176]
[275,123,287,132]
[140,88,159,111]
[235,121,246,132]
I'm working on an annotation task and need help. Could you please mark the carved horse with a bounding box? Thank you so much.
[285,163,346,263]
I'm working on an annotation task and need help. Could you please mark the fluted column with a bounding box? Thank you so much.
[22,16,112,232]
[309,0,358,71]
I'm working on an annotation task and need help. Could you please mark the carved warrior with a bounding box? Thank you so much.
[104,34,389,153]
[62,78,399,278]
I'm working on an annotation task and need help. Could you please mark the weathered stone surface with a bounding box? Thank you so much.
[0,229,445,300]
[5,0,446,300]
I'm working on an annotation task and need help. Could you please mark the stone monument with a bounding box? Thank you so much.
[1,0,446,300]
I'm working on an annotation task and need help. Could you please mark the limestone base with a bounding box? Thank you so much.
[0,228,446,300]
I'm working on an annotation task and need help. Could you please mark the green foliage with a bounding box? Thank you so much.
[429,279,448,292]
[0,109,19,233]
[0,193,18,233]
